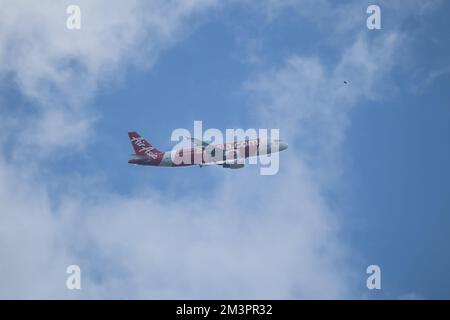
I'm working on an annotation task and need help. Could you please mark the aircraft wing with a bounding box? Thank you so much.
[186,137,211,149]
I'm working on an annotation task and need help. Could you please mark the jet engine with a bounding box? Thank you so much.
[222,163,245,169]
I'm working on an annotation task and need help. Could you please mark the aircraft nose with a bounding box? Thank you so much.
[279,142,288,151]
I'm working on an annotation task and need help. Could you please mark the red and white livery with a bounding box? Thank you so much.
[127,131,288,169]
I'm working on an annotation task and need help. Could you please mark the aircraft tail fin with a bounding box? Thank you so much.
[128,131,163,159]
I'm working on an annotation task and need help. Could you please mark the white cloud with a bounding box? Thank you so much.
[0,0,217,153]
[0,155,355,299]
[0,158,72,298]
[0,34,397,298]
[72,171,351,298]
[244,32,402,183]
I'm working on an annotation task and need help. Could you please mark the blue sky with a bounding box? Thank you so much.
[0,0,449,299]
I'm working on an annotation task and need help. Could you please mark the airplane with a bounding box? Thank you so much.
[127,131,288,169]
